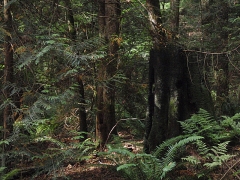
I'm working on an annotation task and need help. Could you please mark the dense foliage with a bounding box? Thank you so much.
[1,0,240,179]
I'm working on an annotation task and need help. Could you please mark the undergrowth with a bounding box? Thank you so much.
[1,124,96,179]
[1,108,240,179]
[105,109,240,180]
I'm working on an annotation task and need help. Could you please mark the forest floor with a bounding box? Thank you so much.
[16,129,240,180]
[27,131,143,180]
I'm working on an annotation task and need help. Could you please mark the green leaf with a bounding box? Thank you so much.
[0,140,9,146]
[117,164,137,171]
[2,168,20,180]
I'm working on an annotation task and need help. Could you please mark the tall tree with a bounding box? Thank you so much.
[64,0,88,139]
[96,0,121,148]
[212,0,229,116]
[170,0,180,36]
[144,0,173,152]
[201,0,229,116]
[2,0,14,168]
[144,0,215,153]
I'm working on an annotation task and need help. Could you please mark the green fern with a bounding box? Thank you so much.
[153,135,187,158]
[0,167,20,180]
[30,133,95,178]
[180,109,240,144]
[161,162,176,179]
[182,140,234,177]
[156,136,204,178]
[179,109,225,143]
[182,156,200,164]
[117,163,137,171]
[221,113,240,138]
[195,139,209,155]
[203,141,234,169]
[107,136,203,180]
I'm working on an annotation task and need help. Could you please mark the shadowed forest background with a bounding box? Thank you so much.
[1,0,240,179]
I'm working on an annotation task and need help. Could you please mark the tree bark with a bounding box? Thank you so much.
[96,0,121,149]
[146,0,166,47]
[202,0,229,116]
[144,0,215,153]
[64,0,88,139]
[3,0,14,140]
[2,0,14,168]
[213,1,229,116]
[144,0,171,153]
[170,0,180,36]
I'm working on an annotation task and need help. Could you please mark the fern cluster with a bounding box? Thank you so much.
[181,140,235,179]
[104,136,203,180]
[108,109,240,180]
[179,109,240,179]
[0,166,19,180]
[220,113,240,139]
[180,109,225,143]
[29,132,95,178]
[1,127,95,179]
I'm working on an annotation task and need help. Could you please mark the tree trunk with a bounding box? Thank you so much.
[146,0,166,47]
[213,1,229,116]
[64,0,88,139]
[181,52,215,117]
[202,0,229,116]
[65,0,77,41]
[76,75,88,139]
[96,0,121,149]
[144,0,215,153]
[170,0,180,36]
[144,0,170,153]
[2,0,14,168]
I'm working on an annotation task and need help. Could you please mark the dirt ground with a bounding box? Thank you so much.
[28,131,143,180]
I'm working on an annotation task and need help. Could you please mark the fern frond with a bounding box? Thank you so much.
[212,141,230,154]
[2,168,20,180]
[203,153,234,169]
[195,140,209,155]
[150,136,203,179]
[161,162,176,179]
[0,140,10,146]
[34,136,65,149]
[179,109,226,143]
[160,136,203,167]
[107,146,136,159]
[185,140,234,172]
[182,156,201,164]
[221,114,240,138]
[153,135,187,158]
[117,164,137,171]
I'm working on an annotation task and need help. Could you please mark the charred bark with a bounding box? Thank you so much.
[144,0,215,153]
[144,46,215,153]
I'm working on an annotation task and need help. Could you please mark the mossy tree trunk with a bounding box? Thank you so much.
[96,0,121,149]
